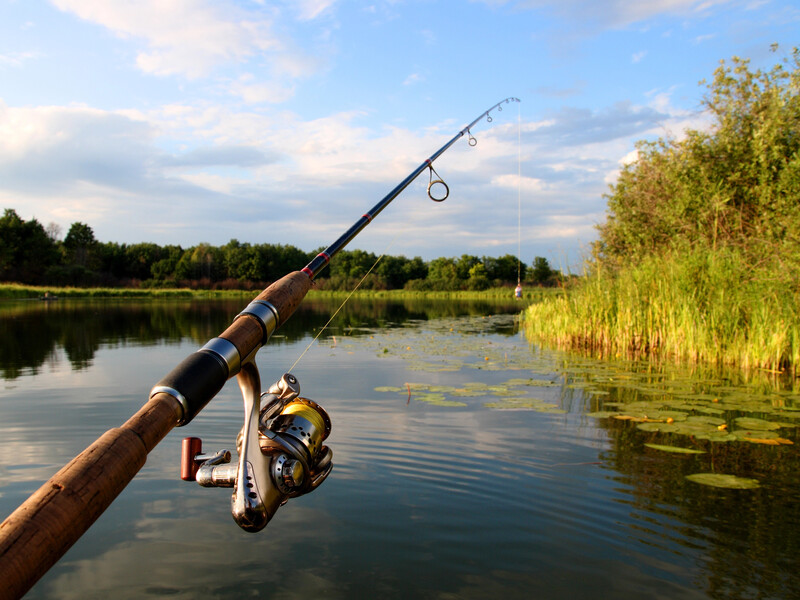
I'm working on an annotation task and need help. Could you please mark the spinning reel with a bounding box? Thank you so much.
[180,368,332,532]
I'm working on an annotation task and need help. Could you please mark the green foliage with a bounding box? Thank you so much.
[531,256,553,284]
[427,257,459,290]
[599,47,800,269]
[467,262,490,290]
[484,253,525,283]
[329,249,379,279]
[375,255,427,289]
[528,47,800,374]
[455,254,482,280]
[63,222,99,269]
[524,248,800,373]
[0,209,59,284]
[125,243,163,280]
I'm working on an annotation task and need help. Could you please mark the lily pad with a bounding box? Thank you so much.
[636,422,680,433]
[732,430,794,445]
[414,393,467,407]
[693,431,738,442]
[686,415,726,426]
[450,388,490,397]
[734,417,782,431]
[685,473,760,489]
[694,407,726,415]
[485,398,566,413]
[644,443,705,454]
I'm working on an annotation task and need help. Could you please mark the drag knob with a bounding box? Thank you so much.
[282,459,305,489]
[272,454,306,494]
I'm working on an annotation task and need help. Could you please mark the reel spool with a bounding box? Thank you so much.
[181,372,332,532]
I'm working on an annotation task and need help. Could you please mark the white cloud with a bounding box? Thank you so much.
[620,149,640,167]
[293,0,337,20]
[0,51,40,68]
[694,33,717,44]
[0,101,154,187]
[537,213,600,240]
[50,0,294,80]
[228,74,296,104]
[485,0,734,27]
[520,102,669,147]
[491,174,546,192]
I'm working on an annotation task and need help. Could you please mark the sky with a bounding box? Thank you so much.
[1,0,797,270]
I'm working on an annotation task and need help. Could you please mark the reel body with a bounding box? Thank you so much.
[181,371,332,532]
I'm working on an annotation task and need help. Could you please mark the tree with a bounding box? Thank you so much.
[173,244,223,282]
[0,209,59,283]
[402,256,427,282]
[598,47,800,265]
[484,254,524,284]
[329,249,378,279]
[149,245,183,282]
[222,239,251,280]
[455,254,481,281]
[376,255,409,289]
[427,257,458,290]
[467,263,490,290]
[374,255,428,289]
[125,243,162,280]
[531,257,553,284]
[264,244,312,281]
[99,242,128,280]
[63,222,98,269]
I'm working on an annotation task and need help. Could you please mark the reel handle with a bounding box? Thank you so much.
[180,437,203,481]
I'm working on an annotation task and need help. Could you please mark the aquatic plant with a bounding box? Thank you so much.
[523,248,800,374]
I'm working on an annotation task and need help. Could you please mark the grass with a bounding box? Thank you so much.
[0,283,234,299]
[0,282,556,302]
[522,248,800,376]
[306,286,556,301]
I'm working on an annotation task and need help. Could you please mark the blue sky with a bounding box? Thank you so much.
[1,1,797,269]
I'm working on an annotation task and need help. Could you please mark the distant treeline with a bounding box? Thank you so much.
[0,210,560,291]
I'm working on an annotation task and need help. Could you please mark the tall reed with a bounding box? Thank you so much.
[523,248,799,376]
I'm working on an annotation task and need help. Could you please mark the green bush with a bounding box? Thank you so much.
[526,47,800,374]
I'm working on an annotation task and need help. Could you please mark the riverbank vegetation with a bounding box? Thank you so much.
[0,282,556,302]
[525,47,800,375]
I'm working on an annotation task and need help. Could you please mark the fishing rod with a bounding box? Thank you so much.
[0,97,519,599]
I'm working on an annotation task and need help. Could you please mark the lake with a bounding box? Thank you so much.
[1,297,798,599]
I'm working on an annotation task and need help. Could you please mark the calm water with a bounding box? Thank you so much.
[1,297,798,599]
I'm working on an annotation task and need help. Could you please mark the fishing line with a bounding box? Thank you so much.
[517,101,522,287]
[286,231,402,374]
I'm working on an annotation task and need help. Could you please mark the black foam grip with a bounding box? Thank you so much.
[156,351,228,425]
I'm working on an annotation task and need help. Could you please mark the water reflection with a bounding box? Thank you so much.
[555,357,800,599]
[1,300,798,599]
